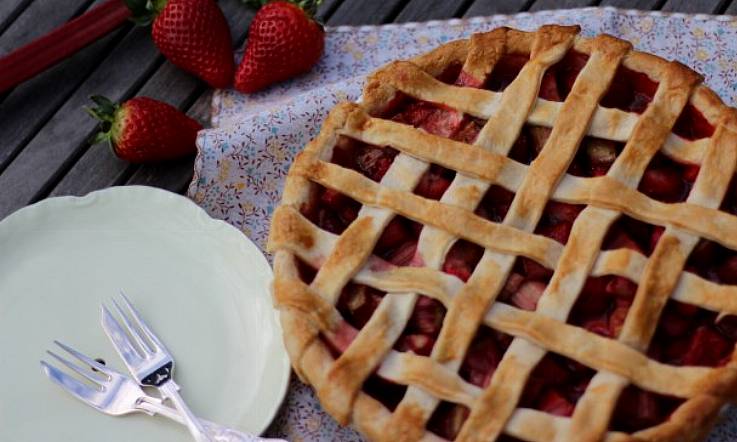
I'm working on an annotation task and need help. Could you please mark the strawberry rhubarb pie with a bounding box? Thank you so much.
[268,25,737,441]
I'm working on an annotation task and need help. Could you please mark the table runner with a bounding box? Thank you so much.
[189,7,737,440]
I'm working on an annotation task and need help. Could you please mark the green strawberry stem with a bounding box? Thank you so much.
[85,95,122,147]
[243,0,323,18]
[124,0,169,26]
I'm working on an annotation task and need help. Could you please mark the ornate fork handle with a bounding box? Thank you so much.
[137,396,285,442]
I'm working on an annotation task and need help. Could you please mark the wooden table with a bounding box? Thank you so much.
[0,0,734,220]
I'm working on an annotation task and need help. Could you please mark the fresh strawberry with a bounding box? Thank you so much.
[126,0,235,88]
[87,95,201,163]
[235,0,325,93]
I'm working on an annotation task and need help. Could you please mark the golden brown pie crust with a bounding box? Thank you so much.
[268,25,737,441]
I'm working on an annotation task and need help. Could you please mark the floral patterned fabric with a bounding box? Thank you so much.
[189,7,737,441]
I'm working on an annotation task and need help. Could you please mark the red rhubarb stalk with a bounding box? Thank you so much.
[0,0,131,93]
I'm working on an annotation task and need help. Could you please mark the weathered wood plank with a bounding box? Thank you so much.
[0,0,33,38]
[327,0,406,25]
[529,0,598,10]
[599,0,662,8]
[661,0,728,12]
[464,0,532,15]
[0,0,90,54]
[52,0,255,198]
[317,0,344,21]
[126,156,195,193]
[394,0,470,22]
[0,0,126,172]
[0,24,160,218]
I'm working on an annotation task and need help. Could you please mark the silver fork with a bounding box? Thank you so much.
[101,293,212,442]
[40,341,282,441]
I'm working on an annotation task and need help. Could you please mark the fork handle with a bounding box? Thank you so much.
[159,380,213,442]
[138,399,284,442]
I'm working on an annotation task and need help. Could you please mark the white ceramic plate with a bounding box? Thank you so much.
[0,186,290,441]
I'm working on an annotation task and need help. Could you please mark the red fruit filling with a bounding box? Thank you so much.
[673,103,715,141]
[508,125,550,165]
[685,239,737,285]
[459,326,512,388]
[394,295,447,357]
[362,374,407,411]
[638,152,697,203]
[336,283,386,330]
[427,402,470,440]
[538,51,589,102]
[720,175,737,216]
[610,386,683,433]
[485,54,529,92]
[330,136,399,182]
[534,201,585,244]
[295,258,317,284]
[648,299,736,367]
[371,215,422,267]
[602,215,662,256]
[414,164,456,201]
[601,65,658,113]
[567,137,624,177]
[568,275,637,339]
[496,258,554,310]
[519,353,595,417]
[301,184,361,235]
[441,240,483,282]
[475,185,514,223]
[436,63,464,85]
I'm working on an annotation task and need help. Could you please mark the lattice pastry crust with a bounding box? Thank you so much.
[268,25,737,441]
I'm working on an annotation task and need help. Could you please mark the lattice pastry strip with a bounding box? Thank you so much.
[271,208,737,317]
[380,27,583,439]
[269,24,737,442]
[568,105,737,441]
